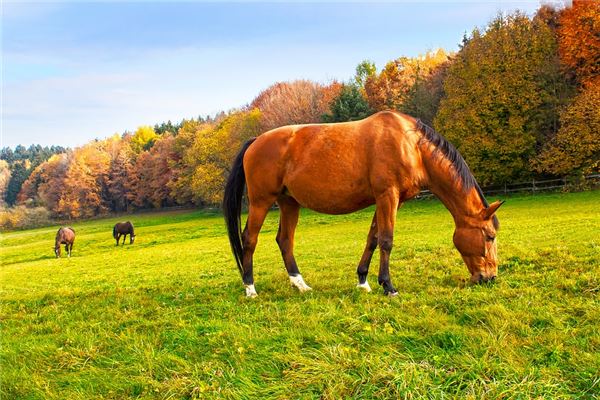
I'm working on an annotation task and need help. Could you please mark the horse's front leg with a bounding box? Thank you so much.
[276,196,311,293]
[115,234,120,246]
[376,190,400,296]
[122,235,126,245]
[356,212,377,292]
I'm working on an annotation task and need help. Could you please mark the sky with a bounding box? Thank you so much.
[1,1,545,148]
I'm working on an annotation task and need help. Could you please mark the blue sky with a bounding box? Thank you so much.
[2,1,544,148]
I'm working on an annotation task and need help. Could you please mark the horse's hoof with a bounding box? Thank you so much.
[386,290,399,297]
[356,282,372,292]
[290,275,312,293]
[245,284,258,298]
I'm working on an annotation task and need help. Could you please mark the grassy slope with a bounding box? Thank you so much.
[1,191,599,399]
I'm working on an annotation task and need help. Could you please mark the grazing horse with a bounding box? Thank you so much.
[223,111,503,297]
[113,221,135,245]
[55,227,75,258]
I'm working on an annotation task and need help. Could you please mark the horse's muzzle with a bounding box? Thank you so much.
[478,275,496,284]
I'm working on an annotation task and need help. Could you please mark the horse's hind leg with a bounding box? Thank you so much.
[276,196,311,293]
[356,212,378,292]
[242,201,272,297]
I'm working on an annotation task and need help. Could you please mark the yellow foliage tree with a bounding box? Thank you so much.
[184,109,262,205]
[129,126,158,154]
[537,83,600,176]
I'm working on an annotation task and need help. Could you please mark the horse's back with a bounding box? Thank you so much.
[243,112,422,214]
[114,221,134,234]
[57,227,75,243]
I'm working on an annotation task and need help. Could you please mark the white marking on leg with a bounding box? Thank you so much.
[245,284,258,298]
[289,274,312,292]
[356,281,372,292]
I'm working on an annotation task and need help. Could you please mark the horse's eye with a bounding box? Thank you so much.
[485,235,495,242]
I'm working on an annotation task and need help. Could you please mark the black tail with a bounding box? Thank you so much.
[223,138,256,276]
[113,225,117,239]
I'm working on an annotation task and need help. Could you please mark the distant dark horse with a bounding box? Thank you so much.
[113,221,135,245]
[55,227,75,258]
[223,111,503,297]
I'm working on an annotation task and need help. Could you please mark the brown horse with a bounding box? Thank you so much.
[223,111,503,297]
[55,227,75,258]
[113,221,135,245]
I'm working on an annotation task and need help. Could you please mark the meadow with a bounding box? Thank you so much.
[1,191,599,399]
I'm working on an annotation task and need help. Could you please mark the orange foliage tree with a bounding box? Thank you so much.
[250,80,342,131]
[128,135,178,209]
[17,153,71,211]
[55,143,111,219]
[364,49,449,123]
[557,0,600,87]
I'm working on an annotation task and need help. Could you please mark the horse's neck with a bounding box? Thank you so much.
[421,152,483,226]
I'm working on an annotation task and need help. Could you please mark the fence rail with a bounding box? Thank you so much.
[417,174,600,199]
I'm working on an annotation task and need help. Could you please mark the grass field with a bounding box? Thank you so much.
[1,191,599,399]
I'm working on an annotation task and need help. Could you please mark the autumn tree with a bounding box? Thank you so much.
[166,120,208,206]
[104,135,134,211]
[1,145,66,205]
[129,135,178,209]
[537,83,600,176]
[55,143,110,219]
[183,109,262,204]
[401,52,452,125]
[364,49,449,123]
[250,80,341,131]
[0,160,11,206]
[129,126,158,154]
[557,0,600,87]
[434,13,568,185]
[17,153,71,213]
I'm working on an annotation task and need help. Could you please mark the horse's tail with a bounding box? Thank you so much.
[223,137,256,277]
[113,225,117,239]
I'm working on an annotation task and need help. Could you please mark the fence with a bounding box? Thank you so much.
[417,174,600,199]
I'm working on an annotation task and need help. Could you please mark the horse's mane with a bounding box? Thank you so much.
[415,119,499,229]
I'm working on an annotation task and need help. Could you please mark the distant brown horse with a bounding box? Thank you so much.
[55,227,75,258]
[223,111,503,297]
[113,221,135,245]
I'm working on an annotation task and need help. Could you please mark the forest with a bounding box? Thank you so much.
[1,2,598,227]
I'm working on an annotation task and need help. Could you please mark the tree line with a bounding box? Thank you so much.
[2,2,598,222]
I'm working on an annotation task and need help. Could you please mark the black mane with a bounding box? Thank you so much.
[415,119,499,229]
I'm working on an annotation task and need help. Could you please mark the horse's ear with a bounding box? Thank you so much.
[482,200,504,220]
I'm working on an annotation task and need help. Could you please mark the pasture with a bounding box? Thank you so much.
[1,191,599,399]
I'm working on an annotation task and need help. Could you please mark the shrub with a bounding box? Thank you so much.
[0,205,52,231]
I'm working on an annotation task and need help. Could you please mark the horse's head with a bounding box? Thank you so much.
[54,245,60,258]
[453,200,504,283]
[130,234,136,244]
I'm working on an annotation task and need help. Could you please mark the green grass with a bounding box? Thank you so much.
[1,191,599,399]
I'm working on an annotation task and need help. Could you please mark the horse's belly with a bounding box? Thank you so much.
[285,172,374,214]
